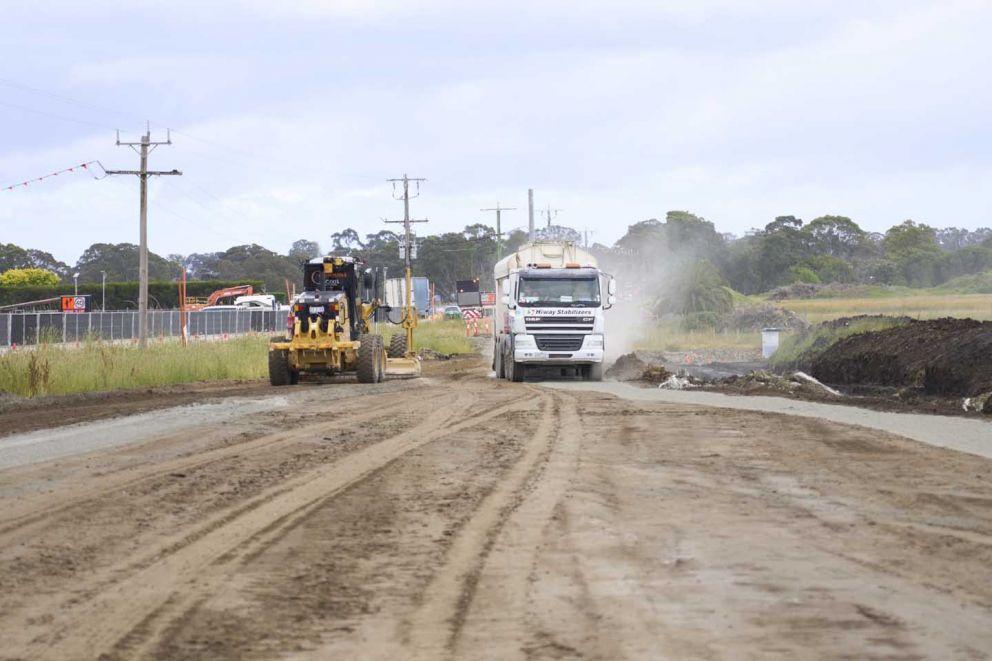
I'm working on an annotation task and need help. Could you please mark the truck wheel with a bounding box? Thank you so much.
[357,334,386,383]
[388,333,407,358]
[269,349,293,386]
[585,363,603,382]
[507,351,526,383]
[493,346,504,379]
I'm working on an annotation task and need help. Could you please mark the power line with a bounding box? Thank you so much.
[0,99,114,131]
[2,161,106,192]
[0,77,138,121]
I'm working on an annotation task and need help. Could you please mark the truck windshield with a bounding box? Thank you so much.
[518,277,600,307]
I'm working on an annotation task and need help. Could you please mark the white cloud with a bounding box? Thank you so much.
[2,0,991,266]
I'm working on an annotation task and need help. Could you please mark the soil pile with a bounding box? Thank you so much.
[606,353,648,380]
[811,318,992,397]
[642,365,673,383]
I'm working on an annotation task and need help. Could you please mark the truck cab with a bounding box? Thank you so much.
[493,242,615,382]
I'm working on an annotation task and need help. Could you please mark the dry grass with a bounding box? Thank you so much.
[0,335,270,398]
[777,294,992,324]
[632,324,761,353]
[380,318,474,355]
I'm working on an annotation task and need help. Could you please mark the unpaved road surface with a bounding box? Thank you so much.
[2,357,991,659]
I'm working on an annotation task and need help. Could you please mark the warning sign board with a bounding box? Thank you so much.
[61,295,91,313]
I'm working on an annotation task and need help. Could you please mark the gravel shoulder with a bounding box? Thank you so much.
[547,380,992,459]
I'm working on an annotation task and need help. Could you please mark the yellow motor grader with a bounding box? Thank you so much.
[268,256,420,385]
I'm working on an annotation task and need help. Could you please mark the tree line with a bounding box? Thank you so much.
[2,213,990,310]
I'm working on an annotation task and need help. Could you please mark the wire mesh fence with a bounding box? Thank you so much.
[0,309,284,347]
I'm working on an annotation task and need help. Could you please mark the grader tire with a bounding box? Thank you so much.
[357,334,386,383]
[388,333,408,358]
[268,349,293,386]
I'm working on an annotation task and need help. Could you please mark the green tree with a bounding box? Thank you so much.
[74,243,175,283]
[801,215,867,259]
[212,244,301,292]
[0,267,60,287]
[330,228,363,252]
[756,216,808,290]
[288,239,322,264]
[0,243,31,272]
[883,221,942,286]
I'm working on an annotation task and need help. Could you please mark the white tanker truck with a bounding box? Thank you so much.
[493,241,615,382]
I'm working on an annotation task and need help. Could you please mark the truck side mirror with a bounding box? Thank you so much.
[608,279,616,296]
[502,294,515,309]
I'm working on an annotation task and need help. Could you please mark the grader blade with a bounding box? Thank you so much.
[385,356,422,378]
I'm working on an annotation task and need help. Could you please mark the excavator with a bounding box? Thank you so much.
[184,285,254,311]
[267,255,420,385]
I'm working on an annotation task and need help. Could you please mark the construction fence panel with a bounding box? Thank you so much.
[0,310,283,347]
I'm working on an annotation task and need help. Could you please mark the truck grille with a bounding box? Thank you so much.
[535,335,583,352]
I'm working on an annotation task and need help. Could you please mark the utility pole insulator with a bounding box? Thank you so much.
[482,202,516,260]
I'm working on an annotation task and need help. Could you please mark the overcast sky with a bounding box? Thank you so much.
[1,0,990,264]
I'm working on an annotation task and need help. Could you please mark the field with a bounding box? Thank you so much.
[775,292,992,324]
[631,323,760,353]
[629,290,992,355]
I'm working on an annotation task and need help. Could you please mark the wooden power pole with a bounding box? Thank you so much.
[104,125,181,348]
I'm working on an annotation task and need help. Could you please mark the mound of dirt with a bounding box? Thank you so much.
[811,318,992,397]
[606,353,648,381]
[642,365,673,383]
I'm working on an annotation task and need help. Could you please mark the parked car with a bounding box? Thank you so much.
[443,305,462,319]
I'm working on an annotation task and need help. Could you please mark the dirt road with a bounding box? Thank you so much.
[1,357,991,659]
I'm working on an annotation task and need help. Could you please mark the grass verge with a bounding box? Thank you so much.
[381,318,474,355]
[0,335,270,398]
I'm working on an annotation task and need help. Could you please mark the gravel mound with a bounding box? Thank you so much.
[605,353,648,381]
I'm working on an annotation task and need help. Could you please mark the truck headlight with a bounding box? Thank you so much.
[515,334,537,349]
[585,334,604,348]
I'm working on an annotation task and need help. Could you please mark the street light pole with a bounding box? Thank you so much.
[73,272,79,296]
[101,271,106,311]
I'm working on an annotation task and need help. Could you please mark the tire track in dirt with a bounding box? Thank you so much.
[116,385,534,660]
[452,391,583,660]
[4,383,530,660]
[0,387,430,540]
[404,389,583,659]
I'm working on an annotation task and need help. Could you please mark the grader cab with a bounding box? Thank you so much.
[268,256,419,385]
